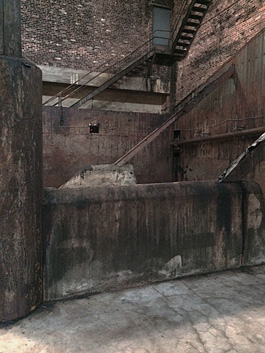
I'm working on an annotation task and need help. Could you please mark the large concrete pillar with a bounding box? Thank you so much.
[0,0,43,322]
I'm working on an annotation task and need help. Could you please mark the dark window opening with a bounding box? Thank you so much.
[152,6,171,47]
[89,123,99,133]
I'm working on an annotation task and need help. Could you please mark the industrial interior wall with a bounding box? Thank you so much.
[21,0,171,70]
[43,180,265,300]
[174,0,265,104]
[173,29,265,191]
[43,107,173,187]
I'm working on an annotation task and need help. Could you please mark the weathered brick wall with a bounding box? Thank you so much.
[21,0,170,70]
[174,0,265,103]
[21,1,264,93]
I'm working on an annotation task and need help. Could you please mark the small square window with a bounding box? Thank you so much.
[89,123,99,133]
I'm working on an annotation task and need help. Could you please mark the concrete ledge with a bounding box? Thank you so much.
[43,180,265,300]
[60,164,136,188]
[39,65,170,94]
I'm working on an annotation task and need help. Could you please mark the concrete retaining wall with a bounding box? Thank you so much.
[43,180,265,301]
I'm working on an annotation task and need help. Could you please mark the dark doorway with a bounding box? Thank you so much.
[152,6,171,47]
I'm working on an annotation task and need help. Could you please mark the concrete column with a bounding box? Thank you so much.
[0,0,43,322]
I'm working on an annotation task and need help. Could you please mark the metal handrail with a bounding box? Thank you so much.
[42,57,115,106]
[43,31,171,107]
[43,0,211,108]
[43,0,202,108]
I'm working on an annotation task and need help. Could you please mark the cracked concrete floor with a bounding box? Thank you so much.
[1,266,265,353]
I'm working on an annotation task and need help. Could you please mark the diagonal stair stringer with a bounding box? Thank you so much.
[114,64,235,167]
[70,50,156,109]
[43,1,213,110]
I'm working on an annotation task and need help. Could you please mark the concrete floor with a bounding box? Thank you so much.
[1,266,265,353]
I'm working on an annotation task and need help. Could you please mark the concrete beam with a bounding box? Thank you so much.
[39,65,170,94]
[0,0,21,57]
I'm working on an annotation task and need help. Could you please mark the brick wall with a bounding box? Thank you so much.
[21,0,170,70]
[174,0,265,103]
[22,1,265,96]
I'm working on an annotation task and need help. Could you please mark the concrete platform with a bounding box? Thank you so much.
[1,266,265,353]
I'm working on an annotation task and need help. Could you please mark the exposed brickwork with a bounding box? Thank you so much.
[21,0,170,70]
[22,1,264,96]
[174,0,265,103]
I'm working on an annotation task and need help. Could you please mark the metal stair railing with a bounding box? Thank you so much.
[43,31,170,108]
[43,1,213,109]
[42,56,115,107]
[70,50,155,109]
[71,0,213,108]
[70,31,173,108]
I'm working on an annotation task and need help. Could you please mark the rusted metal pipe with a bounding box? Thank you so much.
[173,126,265,146]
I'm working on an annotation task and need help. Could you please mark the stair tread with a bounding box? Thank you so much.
[193,5,207,11]
[185,21,200,27]
[174,48,187,53]
[175,42,190,47]
[182,28,197,33]
[179,35,193,41]
[195,0,211,5]
[189,14,204,20]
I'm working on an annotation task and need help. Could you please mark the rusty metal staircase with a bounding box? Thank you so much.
[43,0,212,109]
[172,0,212,58]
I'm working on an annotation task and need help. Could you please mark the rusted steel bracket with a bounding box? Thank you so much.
[218,132,265,183]
[173,126,265,146]
[114,64,235,166]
